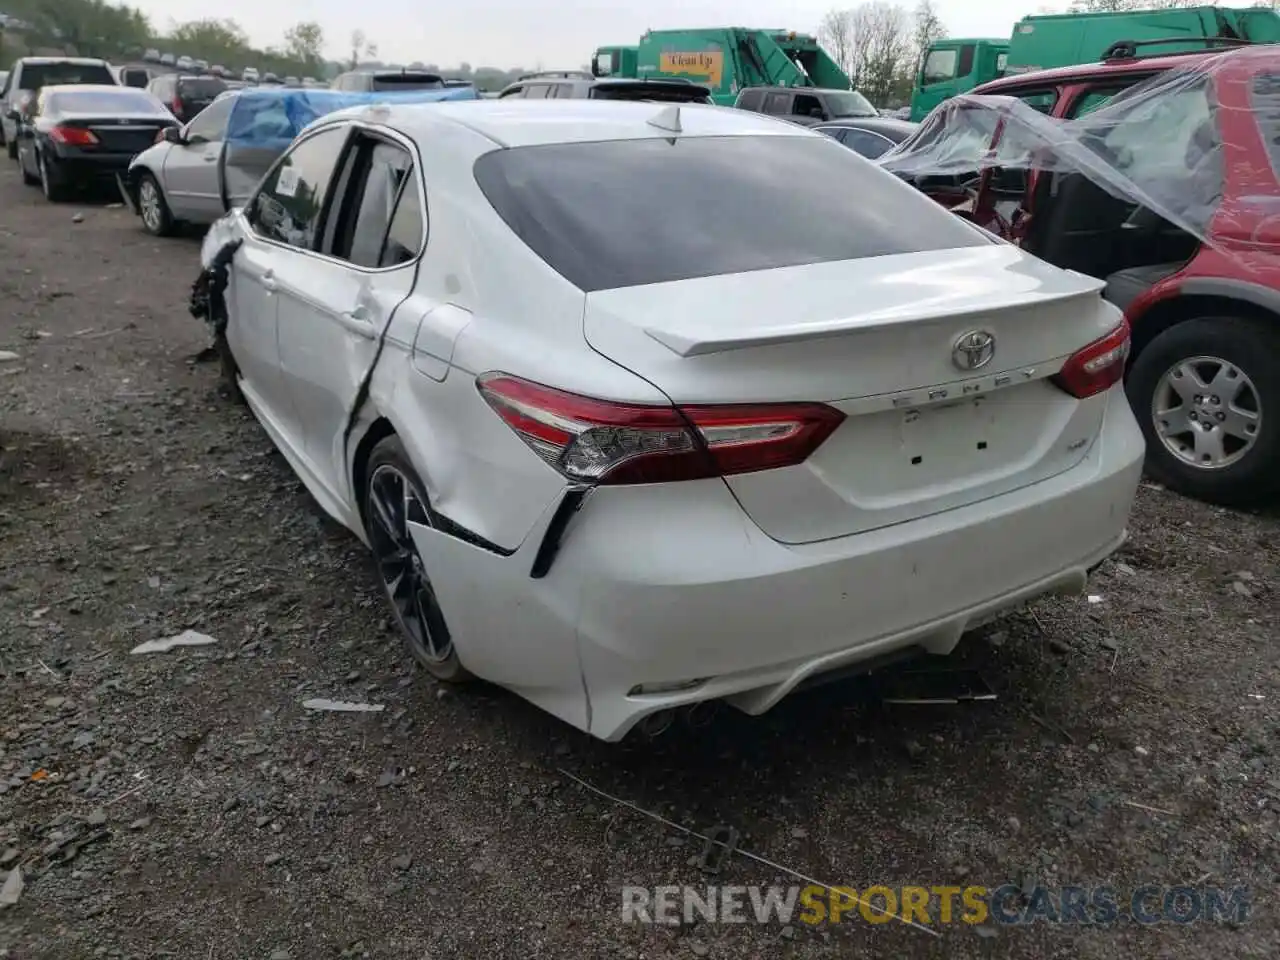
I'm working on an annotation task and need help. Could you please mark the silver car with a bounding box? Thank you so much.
[121,93,244,234]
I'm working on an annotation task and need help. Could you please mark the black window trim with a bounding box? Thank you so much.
[242,120,429,274]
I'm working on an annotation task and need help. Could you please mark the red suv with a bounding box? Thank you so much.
[892,44,1280,506]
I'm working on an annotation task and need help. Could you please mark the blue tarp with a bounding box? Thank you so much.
[224,86,479,149]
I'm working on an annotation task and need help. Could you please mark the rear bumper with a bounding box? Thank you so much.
[411,386,1145,741]
[48,148,137,178]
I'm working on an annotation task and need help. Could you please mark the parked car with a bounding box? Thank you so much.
[114,64,152,89]
[888,44,1280,505]
[283,76,300,87]
[1,57,117,158]
[15,84,176,201]
[195,99,1143,740]
[814,117,918,159]
[160,53,176,67]
[123,86,478,236]
[734,85,879,125]
[330,68,445,92]
[242,67,259,84]
[497,75,712,103]
[147,73,227,123]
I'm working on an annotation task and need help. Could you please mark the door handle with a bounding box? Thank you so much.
[259,270,276,293]
[337,308,375,339]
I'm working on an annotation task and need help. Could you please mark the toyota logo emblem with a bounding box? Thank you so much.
[952,330,996,371]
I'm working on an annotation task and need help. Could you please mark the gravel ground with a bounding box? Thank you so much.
[1,163,1278,960]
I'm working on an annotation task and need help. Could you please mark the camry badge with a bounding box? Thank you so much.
[952,330,996,371]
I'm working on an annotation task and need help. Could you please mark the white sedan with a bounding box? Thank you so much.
[200,99,1145,741]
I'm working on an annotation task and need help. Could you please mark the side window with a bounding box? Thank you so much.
[380,173,424,267]
[792,93,824,119]
[819,127,847,143]
[499,84,524,98]
[524,83,550,99]
[843,130,894,159]
[738,89,763,111]
[249,126,349,249]
[1015,89,1058,114]
[957,44,976,79]
[185,97,235,142]
[1068,88,1126,119]
[762,92,790,115]
[922,49,958,85]
[343,141,416,267]
[1252,72,1280,180]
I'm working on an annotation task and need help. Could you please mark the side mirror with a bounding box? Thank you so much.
[810,107,826,120]
[162,126,184,144]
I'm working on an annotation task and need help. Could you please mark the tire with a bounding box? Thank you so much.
[19,147,37,186]
[136,172,175,237]
[1126,316,1280,506]
[38,151,69,202]
[362,435,472,684]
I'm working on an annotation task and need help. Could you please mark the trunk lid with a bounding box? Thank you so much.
[582,244,1122,543]
[61,115,174,153]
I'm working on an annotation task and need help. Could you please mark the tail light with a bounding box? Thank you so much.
[171,96,183,117]
[1053,318,1130,399]
[49,126,99,146]
[477,373,844,485]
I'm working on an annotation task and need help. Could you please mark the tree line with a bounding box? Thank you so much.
[0,0,536,88]
[818,1,946,108]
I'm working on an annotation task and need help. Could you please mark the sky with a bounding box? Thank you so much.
[129,0,1066,69]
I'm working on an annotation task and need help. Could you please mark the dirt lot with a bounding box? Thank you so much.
[0,163,1278,960]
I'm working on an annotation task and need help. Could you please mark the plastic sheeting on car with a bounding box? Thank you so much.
[876,45,1274,253]
[221,86,479,211]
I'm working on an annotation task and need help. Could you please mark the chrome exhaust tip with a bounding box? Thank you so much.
[636,709,676,739]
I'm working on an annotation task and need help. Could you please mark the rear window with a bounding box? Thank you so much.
[177,77,227,98]
[589,84,709,103]
[21,62,114,90]
[474,135,988,292]
[48,90,165,114]
[370,73,444,91]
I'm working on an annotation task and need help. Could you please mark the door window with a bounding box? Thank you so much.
[957,45,976,79]
[1251,72,1280,180]
[1015,90,1058,114]
[792,93,824,119]
[524,83,551,99]
[922,49,958,85]
[738,89,764,110]
[499,84,524,98]
[185,96,235,142]
[342,141,417,267]
[249,126,349,250]
[762,92,790,115]
[843,129,896,159]
[380,175,425,267]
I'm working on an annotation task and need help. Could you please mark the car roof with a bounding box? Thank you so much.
[17,57,110,65]
[817,117,917,138]
[42,83,147,94]
[742,86,857,95]
[324,98,810,149]
[974,49,1221,94]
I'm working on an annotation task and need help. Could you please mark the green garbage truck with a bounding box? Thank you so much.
[910,5,1280,120]
[591,28,854,107]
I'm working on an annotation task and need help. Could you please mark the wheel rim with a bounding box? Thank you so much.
[367,464,452,664]
[1151,355,1262,470]
[139,180,161,230]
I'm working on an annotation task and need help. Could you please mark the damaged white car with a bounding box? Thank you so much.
[194,98,1144,741]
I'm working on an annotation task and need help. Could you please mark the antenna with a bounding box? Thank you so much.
[647,104,682,133]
